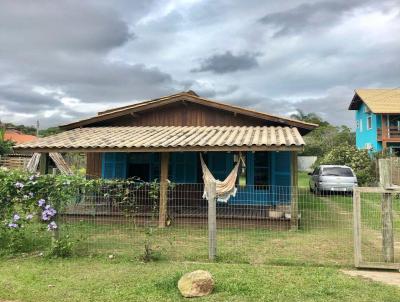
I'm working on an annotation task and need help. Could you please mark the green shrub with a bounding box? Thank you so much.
[49,235,75,258]
[319,144,375,185]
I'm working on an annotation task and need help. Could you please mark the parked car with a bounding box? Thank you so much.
[309,165,358,194]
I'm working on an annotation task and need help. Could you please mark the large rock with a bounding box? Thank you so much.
[178,270,214,298]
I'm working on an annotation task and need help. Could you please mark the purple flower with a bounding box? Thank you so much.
[26,214,34,220]
[13,214,20,221]
[47,221,57,231]
[38,199,46,207]
[8,223,18,229]
[29,175,36,181]
[41,211,50,221]
[29,192,34,198]
[15,182,24,189]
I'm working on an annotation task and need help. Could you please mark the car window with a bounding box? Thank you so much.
[321,167,354,177]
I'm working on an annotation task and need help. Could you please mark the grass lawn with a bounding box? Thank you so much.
[1,172,398,301]
[0,258,400,302]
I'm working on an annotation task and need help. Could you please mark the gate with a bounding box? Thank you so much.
[353,159,400,270]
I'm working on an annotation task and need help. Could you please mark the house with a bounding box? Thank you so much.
[14,91,317,228]
[349,89,400,154]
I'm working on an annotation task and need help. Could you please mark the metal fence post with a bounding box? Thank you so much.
[207,181,217,261]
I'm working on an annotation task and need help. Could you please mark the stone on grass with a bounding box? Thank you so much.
[178,270,214,298]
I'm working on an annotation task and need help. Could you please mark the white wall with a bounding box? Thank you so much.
[298,156,317,172]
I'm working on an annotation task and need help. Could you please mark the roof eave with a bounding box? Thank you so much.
[14,145,305,153]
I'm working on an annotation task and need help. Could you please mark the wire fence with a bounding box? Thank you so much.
[58,183,356,267]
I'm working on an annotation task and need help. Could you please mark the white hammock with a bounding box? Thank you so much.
[200,154,241,203]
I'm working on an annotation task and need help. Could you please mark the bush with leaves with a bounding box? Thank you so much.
[319,144,376,185]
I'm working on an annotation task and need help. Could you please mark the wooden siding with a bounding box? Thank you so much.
[86,153,102,178]
[90,102,274,127]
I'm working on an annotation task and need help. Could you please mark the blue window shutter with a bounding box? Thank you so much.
[246,152,254,185]
[114,153,127,179]
[170,152,197,183]
[102,153,114,179]
[102,153,127,179]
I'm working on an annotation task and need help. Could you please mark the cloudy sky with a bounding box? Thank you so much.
[0,0,399,129]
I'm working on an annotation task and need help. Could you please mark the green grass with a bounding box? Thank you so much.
[0,258,399,302]
[298,171,310,187]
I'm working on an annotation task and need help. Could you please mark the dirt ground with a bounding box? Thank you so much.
[342,270,400,287]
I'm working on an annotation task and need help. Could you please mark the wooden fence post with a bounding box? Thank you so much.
[158,152,170,228]
[290,152,299,230]
[379,158,395,262]
[353,188,362,267]
[207,181,217,261]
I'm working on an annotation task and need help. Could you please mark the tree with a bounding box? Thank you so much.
[0,128,14,156]
[290,109,329,127]
[319,144,375,185]
[290,110,356,158]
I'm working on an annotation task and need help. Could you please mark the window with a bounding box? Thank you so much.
[254,152,270,188]
[367,116,372,130]
[356,120,360,129]
[321,167,354,177]
[236,153,246,186]
[359,119,363,132]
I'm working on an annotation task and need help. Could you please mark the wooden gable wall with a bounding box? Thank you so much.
[89,102,274,127]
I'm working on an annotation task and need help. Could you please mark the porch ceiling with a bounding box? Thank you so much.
[14,126,305,153]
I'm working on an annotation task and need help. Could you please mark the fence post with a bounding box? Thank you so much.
[207,181,217,261]
[290,152,299,230]
[353,188,362,267]
[158,152,170,228]
[379,158,394,262]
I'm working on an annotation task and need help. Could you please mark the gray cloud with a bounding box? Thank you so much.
[191,51,259,74]
[0,0,399,129]
[259,0,375,37]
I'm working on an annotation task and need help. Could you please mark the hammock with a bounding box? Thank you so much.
[200,154,242,203]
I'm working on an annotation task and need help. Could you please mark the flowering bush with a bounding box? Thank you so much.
[0,168,162,256]
[319,144,376,185]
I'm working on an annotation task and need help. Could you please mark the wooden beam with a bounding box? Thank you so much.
[290,151,299,230]
[158,152,170,228]
[39,153,48,175]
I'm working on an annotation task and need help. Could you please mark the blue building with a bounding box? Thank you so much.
[349,89,400,154]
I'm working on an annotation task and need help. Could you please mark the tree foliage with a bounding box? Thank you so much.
[0,128,14,156]
[290,109,355,158]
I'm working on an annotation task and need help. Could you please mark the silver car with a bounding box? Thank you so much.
[309,165,358,194]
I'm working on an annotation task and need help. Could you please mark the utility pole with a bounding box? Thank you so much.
[36,120,40,137]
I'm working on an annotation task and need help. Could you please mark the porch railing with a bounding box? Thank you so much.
[377,127,400,140]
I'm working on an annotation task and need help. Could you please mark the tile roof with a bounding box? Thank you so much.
[14,126,305,152]
[349,89,400,112]
[4,130,37,144]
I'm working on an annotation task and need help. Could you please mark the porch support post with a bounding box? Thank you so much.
[39,152,49,175]
[290,151,299,230]
[382,114,388,152]
[158,152,170,228]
